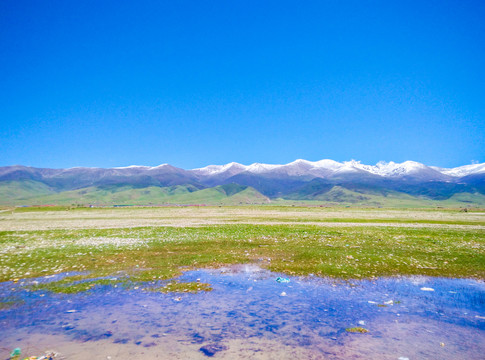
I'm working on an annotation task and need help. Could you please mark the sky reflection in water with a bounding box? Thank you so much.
[1,265,484,359]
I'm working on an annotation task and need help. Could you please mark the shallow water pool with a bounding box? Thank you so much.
[1,265,484,359]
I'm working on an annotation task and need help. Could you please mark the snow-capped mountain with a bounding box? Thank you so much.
[1,159,484,203]
[191,162,248,178]
[432,163,485,177]
[3,160,483,185]
[347,160,426,176]
[192,159,481,181]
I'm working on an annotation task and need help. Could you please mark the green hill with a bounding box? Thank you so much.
[0,182,269,206]
[0,180,55,205]
[1,179,484,208]
[280,184,485,208]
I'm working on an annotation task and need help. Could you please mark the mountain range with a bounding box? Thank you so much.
[1,159,484,207]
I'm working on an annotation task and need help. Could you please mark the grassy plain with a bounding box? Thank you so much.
[0,206,483,294]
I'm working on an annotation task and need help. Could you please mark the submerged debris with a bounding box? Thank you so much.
[199,343,228,357]
[8,348,59,360]
[10,348,21,358]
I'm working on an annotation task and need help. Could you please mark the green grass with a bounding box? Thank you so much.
[11,205,89,212]
[0,299,21,310]
[235,216,485,226]
[31,277,129,294]
[1,222,483,286]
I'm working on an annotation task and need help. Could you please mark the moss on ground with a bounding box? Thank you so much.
[0,300,20,310]
[1,209,484,288]
[346,327,369,333]
[150,280,213,293]
[31,277,130,294]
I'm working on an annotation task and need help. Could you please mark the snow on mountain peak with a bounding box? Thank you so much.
[288,159,312,165]
[192,162,246,175]
[341,160,428,176]
[313,159,342,169]
[113,165,152,170]
[246,162,281,173]
[190,159,485,179]
[434,163,485,177]
[113,164,168,170]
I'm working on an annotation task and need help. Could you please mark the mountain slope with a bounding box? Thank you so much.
[0,164,200,191]
[1,159,484,206]
[10,183,269,206]
[192,159,470,182]
[0,180,55,205]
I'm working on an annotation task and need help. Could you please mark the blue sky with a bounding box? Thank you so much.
[1,1,484,169]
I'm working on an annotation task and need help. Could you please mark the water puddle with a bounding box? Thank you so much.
[1,265,484,359]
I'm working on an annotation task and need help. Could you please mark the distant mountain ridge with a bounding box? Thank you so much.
[1,159,484,206]
[193,159,485,179]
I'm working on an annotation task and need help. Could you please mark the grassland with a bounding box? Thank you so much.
[0,206,483,293]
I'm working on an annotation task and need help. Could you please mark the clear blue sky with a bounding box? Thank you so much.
[1,0,484,169]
